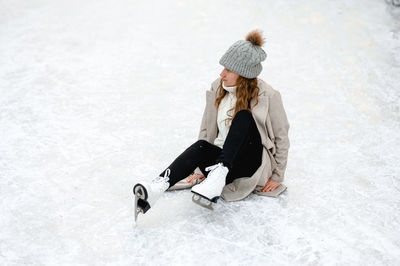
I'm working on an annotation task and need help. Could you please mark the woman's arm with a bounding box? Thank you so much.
[198,101,208,140]
[269,90,290,183]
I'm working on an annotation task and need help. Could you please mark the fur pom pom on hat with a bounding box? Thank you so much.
[245,30,265,46]
[219,30,267,79]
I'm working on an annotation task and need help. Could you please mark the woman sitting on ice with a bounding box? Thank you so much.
[133,30,290,220]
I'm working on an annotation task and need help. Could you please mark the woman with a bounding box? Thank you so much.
[133,30,290,219]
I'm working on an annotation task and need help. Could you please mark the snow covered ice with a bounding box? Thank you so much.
[1,0,400,265]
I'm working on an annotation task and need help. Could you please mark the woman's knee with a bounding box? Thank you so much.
[234,109,252,120]
[232,110,255,127]
[191,139,209,149]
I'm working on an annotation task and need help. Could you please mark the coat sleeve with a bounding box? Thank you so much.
[197,100,208,141]
[193,91,209,176]
[269,91,290,182]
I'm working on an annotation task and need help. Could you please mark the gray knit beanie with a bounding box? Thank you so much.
[219,30,267,79]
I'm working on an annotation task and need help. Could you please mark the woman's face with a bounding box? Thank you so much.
[220,67,239,87]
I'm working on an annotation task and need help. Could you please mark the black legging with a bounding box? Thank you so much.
[160,109,263,188]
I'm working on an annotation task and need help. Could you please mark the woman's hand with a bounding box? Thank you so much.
[261,177,280,192]
[187,173,205,183]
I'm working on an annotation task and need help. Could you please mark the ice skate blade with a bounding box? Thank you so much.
[134,194,143,223]
[134,205,144,223]
[134,186,151,223]
[191,190,219,203]
[133,184,148,200]
[191,192,219,211]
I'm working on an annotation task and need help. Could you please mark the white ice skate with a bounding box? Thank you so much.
[133,169,171,223]
[191,162,229,210]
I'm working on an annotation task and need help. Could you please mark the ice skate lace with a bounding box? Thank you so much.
[153,168,171,190]
[205,162,224,173]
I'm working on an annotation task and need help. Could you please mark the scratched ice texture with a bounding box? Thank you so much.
[1,0,399,265]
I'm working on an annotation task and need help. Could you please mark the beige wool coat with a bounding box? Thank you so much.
[193,77,290,202]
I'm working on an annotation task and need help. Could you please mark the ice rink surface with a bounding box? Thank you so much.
[1,0,400,265]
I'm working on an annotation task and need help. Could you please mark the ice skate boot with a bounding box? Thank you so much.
[191,162,229,210]
[133,169,171,222]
